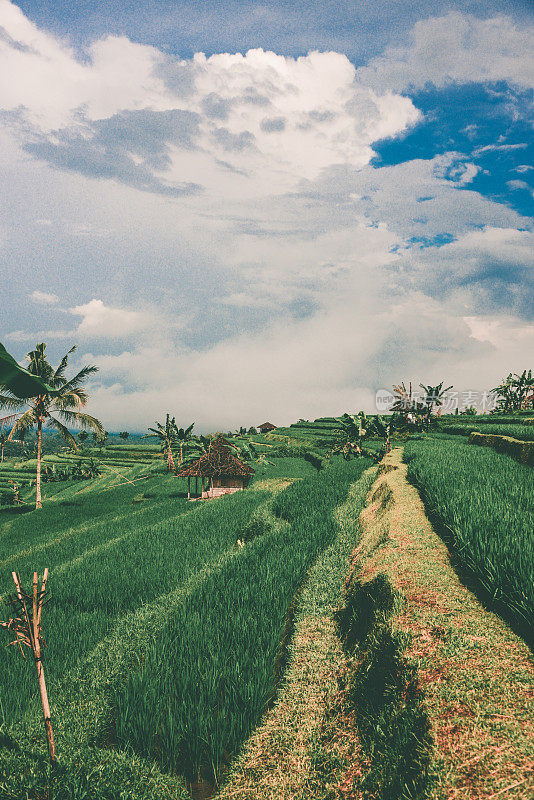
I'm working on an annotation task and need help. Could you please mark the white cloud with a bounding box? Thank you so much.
[30,290,59,304]
[0,5,532,430]
[0,1,420,191]
[357,13,534,91]
[70,299,155,339]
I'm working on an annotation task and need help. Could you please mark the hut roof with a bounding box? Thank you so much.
[258,422,276,431]
[175,436,255,478]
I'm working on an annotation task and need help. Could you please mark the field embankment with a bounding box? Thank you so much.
[217,463,377,800]
[337,449,533,800]
[436,423,534,441]
[404,436,534,637]
[468,431,534,466]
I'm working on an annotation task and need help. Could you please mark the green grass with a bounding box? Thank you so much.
[0,480,270,721]
[404,436,534,633]
[436,423,534,441]
[112,456,373,782]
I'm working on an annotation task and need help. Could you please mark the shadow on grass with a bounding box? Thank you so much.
[406,473,534,653]
[0,504,33,516]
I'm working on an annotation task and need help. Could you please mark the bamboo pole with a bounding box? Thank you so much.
[5,570,56,763]
[33,572,56,763]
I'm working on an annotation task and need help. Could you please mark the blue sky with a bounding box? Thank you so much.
[0,1,532,429]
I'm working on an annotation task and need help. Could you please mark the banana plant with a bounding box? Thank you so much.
[143,414,179,471]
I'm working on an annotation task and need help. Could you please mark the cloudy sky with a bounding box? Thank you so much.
[1,0,533,430]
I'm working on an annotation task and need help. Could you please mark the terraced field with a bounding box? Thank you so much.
[0,445,373,798]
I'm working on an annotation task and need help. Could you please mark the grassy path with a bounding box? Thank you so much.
[217,465,377,800]
[342,448,533,800]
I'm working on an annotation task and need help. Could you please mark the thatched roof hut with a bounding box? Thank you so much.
[176,436,255,499]
[258,422,277,433]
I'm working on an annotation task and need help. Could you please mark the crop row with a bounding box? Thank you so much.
[113,456,372,781]
[436,423,534,441]
[0,486,270,721]
[404,437,534,631]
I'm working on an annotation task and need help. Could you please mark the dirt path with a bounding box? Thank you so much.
[353,449,533,800]
[217,451,533,800]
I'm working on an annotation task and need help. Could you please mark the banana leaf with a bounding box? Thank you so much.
[0,343,59,398]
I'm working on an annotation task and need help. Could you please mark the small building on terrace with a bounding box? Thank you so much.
[175,436,255,499]
[258,422,277,433]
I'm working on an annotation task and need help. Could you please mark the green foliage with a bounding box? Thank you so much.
[436,422,534,441]
[491,369,534,412]
[0,477,269,721]
[112,457,372,782]
[404,437,534,631]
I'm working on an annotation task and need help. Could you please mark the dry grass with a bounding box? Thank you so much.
[354,449,533,800]
[217,466,377,800]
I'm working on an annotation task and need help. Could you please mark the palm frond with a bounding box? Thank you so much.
[57,410,105,436]
[52,345,77,384]
[7,409,36,441]
[46,416,78,450]
[52,389,88,410]
[0,392,25,411]
[60,364,99,394]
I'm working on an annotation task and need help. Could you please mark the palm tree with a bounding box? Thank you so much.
[419,381,453,418]
[143,414,179,471]
[513,369,534,409]
[1,343,104,509]
[175,423,195,465]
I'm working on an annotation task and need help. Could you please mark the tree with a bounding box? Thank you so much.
[0,432,6,463]
[78,430,89,444]
[143,414,179,471]
[92,429,108,448]
[370,415,393,451]
[175,423,195,465]
[419,381,453,418]
[391,382,425,421]
[1,343,103,509]
[119,431,130,440]
[491,370,533,412]
[331,413,368,459]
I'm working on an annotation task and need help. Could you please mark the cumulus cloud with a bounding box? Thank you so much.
[70,299,155,339]
[1,4,532,429]
[0,3,421,196]
[357,13,534,91]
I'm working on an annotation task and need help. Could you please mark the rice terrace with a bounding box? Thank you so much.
[0,343,531,800]
[1,2,533,799]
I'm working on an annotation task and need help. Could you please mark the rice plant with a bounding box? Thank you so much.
[0,487,269,721]
[112,457,372,782]
[404,437,534,629]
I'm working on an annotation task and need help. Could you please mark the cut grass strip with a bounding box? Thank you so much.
[217,464,377,800]
[338,450,533,800]
[404,436,534,637]
[112,458,373,786]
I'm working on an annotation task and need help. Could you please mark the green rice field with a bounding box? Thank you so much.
[404,436,534,630]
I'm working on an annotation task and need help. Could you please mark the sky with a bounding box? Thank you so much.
[0,0,533,431]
